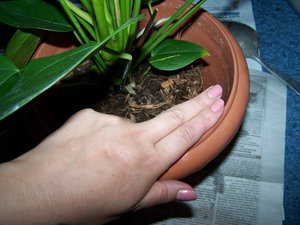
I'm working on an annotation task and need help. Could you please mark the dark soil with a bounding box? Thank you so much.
[95,64,204,122]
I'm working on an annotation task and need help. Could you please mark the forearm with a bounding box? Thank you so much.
[0,160,55,225]
[0,149,110,225]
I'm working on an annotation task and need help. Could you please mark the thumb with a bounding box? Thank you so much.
[135,180,197,210]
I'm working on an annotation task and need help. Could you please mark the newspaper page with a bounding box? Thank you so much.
[109,1,286,225]
[201,0,261,71]
[111,70,286,225]
[201,0,256,27]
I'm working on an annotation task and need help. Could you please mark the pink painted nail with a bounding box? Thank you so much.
[207,85,223,99]
[176,189,197,201]
[210,99,225,113]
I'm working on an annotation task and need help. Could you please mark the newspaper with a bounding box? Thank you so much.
[201,0,261,71]
[110,1,286,225]
[201,0,256,27]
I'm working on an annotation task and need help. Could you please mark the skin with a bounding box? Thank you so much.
[0,85,224,225]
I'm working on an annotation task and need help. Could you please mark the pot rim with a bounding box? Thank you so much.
[160,10,249,180]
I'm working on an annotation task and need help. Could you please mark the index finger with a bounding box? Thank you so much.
[140,85,223,142]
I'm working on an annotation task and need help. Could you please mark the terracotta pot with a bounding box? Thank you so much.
[155,0,249,179]
[32,0,249,180]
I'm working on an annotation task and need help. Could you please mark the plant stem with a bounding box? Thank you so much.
[59,0,90,44]
[60,0,106,73]
[133,0,207,70]
[92,0,109,42]
[66,0,93,25]
[126,0,141,51]
[148,3,153,15]
[141,0,195,50]
[80,0,93,15]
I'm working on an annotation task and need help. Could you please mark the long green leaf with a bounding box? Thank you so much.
[150,39,209,71]
[0,42,101,120]
[0,14,144,120]
[5,29,41,68]
[0,55,20,86]
[0,0,72,32]
[59,0,91,44]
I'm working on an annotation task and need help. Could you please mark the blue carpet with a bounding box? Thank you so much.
[251,0,300,224]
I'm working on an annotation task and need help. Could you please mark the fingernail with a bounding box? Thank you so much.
[176,189,197,201]
[207,85,223,99]
[210,99,225,113]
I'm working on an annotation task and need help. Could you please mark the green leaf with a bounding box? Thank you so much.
[0,42,101,120]
[0,14,144,120]
[0,0,73,32]
[0,55,20,86]
[5,29,42,68]
[150,39,209,71]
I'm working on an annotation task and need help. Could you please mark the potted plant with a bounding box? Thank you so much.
[0,0,249,179]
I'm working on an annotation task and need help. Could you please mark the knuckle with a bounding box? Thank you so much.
[179,126,195,145]
[108,115,126,124]
[203,112,217,128]
[195,91,211,106]
[195,112,218,135]
[157,182,170,204]
[77,108,129,125]
[166,109,186,123]
[76,108,96,117]
[67,108,96,123]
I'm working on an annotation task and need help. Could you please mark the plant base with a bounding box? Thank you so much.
[95,63,203,122]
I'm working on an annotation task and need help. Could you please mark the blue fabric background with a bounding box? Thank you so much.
[251,0,300,224]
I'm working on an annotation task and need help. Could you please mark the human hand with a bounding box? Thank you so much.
[0,85,224,225]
